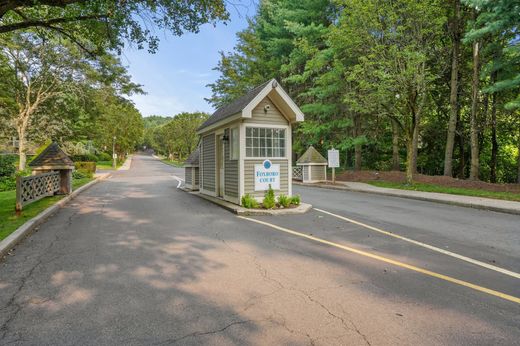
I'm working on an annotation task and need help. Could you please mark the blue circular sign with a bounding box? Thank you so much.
[263,160,272,169]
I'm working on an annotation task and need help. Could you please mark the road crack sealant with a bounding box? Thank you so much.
[214,226,370,345]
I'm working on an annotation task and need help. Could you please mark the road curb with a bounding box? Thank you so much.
[293,181,520,216]
[0,173,112,260]
[183,189,312,215]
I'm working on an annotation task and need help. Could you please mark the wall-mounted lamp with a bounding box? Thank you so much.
[264,104,270,113]
[222,134,229,142]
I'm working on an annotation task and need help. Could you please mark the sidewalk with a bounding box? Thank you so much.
[295,181,520,216]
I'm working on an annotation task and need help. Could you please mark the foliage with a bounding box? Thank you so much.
[0,155,16,177]
[290,195,300,206]
[74,161,96,173]
[277,194,291,208]
[208,0,520,184]
[0,176,16,191]
[463,0,520,110]
[97,152,112,161]
[143,112,208,159]
[71,154,99,162]
[241,193,259,209]
[0,0,228,55]
[262,185,276,209]
[72,169,93,179]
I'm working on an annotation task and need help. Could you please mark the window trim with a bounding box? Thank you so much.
[244,125,287,160]
[230,127,239,160]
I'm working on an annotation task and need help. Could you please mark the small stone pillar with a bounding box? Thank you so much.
[29,142,75,195]
[296,146,328,183]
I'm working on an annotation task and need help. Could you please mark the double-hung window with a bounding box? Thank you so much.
[245,127,286,158]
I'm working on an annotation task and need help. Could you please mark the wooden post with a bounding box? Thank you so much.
[59,169,72,195]
[15,176,22,212]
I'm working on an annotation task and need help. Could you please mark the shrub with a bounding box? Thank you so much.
[0,155,16,177]
[97,152,112,161]
[0,176,16,192]
[74,161,96,174]
[241,193,259,209]
[70,153,99,162]
[262,185,276,209]
[277,194,291,208]
[73,169,93,179]
[290,195,301,206]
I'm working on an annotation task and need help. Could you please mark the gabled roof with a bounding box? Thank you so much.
[29,142,74,168]
[296,146,327,165]
[184,148,199,167]
[198,79,304,133]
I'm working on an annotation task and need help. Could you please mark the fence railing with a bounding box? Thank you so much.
[292,166,303,181]
[16,171,60,211]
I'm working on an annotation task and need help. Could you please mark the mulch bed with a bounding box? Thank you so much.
[336,170,520,194]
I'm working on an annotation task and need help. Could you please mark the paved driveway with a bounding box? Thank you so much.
[0,154,518,345]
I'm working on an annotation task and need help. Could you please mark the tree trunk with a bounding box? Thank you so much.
[354,114,362,171]
[392,119,400,171]
[444,0,460,177]
[490,92,498,183]
[469,39,480,180]
[405,135,414,184]
[517,128,520,184]
[17,129,26,171]
[411,114,420,175]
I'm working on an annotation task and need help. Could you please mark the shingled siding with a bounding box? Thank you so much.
[185,167,192,185]
[311,165,326,181]
[194,167,199,185]
[244,159,288,197]
[224,129,239,197]
[244,97,289,126]
[202,134,216,192]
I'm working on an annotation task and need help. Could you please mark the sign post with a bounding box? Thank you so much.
[327,148,340,184]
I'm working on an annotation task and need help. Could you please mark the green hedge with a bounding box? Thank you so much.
[70,153,99,162]
[97,152,112,161]
[74,161,96,173]
[0,155,16,177]
[0,176,16,192]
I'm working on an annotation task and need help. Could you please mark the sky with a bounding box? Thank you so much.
[122,3,256,117]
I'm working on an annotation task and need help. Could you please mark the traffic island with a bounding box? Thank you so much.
[184,189,312,215]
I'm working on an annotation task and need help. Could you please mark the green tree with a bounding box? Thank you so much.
[0,0,228,54]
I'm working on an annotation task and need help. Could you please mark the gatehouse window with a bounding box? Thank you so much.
[246,127,285,158]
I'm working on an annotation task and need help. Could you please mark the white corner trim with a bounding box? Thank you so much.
[239,121,246,203]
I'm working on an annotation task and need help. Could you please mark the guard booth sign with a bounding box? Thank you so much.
[255,159,280,191]
[328,149,340,168]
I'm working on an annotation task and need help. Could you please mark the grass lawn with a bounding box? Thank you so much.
[0,177,93,241]
[96,160,122,170]
[368,181,520,202]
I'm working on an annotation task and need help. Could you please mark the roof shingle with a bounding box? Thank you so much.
[29,142,74,168]
[184,148,199,166]
[198,79,273,131]
[296,146,327,165]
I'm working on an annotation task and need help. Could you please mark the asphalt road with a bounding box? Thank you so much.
[0,154,518,345]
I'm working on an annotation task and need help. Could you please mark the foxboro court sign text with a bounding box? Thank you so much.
[255,160,280,191]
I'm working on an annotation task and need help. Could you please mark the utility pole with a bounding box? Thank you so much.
[112,136,117,169]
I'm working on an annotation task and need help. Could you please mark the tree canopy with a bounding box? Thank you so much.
[208,0,520,183]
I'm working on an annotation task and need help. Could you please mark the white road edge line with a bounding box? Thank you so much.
[314,208,520,280]
[171,175,184,188]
